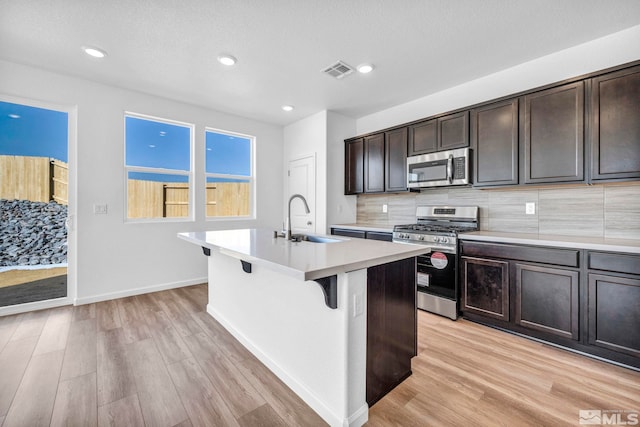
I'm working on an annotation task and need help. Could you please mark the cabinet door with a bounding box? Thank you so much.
[524,82,584,184]
[461,256,509,321]
[590,65,640,181]
[385,128,408,192]
[514,263,579,340]
[588,273,640,358]
[344,138,364,194]
[367,257,416,405]
[408,119,437,155]
[472,99,519,187]
[364,134,385,193]
[439,111,469,150]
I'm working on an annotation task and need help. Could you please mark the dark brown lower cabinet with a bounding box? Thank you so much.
[461,257,509,321]
[461,240,640,369]
[588,273,640,358]
[330,228,392,241]
[515,263,579,340]
[330,228,366,239]
[367,257,416,406]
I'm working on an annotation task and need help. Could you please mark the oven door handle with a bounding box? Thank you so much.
[447,154,454,184]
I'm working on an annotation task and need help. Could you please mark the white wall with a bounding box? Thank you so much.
[0,59,284,303]
[356,24,640,134]
[326,111,357,228]
[284,110,358,234]
[283,111,327,233]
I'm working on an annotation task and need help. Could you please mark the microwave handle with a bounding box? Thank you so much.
[447,154,454,184]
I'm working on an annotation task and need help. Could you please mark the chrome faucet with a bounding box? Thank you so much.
[287,194,310,240]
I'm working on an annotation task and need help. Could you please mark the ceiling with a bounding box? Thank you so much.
[1,0,640,126]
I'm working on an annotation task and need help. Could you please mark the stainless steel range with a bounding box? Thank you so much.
[393,206,479,320]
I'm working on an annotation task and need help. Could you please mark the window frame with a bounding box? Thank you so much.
[204,127,256,220]
[124,112,195,223]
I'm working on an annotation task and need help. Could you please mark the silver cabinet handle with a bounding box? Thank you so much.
[307,221,312,226]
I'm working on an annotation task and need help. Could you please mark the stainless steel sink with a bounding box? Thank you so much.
[293,234,345,243]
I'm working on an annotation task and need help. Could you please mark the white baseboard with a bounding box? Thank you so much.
[0,296,73,317]
[207,304,366,427]
[74,277,207,305]
[347,404,369,427]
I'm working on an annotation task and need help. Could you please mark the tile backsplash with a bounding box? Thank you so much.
[356,182,640,240]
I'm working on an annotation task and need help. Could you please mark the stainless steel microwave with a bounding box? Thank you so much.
[407,147,470,188]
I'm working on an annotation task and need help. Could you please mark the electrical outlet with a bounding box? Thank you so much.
[94,204,108,215]
[525,202,535,215]
[382,204,388,213]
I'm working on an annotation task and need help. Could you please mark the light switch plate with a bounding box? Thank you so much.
[382,204,388,213]
[525,202,535,215]
[353,293,364,317]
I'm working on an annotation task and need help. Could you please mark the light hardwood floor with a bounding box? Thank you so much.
[0,284,638,426]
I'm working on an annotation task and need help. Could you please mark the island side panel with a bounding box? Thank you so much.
[205,250,368,427]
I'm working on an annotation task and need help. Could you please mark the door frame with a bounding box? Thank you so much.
[0,93,77,315]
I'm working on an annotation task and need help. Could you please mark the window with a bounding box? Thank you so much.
[125,113,193,220]
[205,129,254,218]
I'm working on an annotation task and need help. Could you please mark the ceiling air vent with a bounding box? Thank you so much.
[322,60,355,79]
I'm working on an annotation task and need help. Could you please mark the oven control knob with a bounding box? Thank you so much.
[432,236,438,242]
[418,235,425,241]
[441,237,449,243]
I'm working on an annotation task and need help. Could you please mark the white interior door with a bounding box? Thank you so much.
[288,154,316,234]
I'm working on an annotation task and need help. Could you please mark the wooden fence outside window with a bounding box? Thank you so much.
[1,155,250,217]
[127,180,250,218]
[0,155,68,204]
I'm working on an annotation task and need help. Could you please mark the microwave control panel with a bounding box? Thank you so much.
[454,157,466,179]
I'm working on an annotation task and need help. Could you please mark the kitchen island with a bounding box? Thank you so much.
[178,228,428,427]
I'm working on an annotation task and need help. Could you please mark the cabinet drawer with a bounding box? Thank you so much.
[331,228,366,239]
[366,231,393,242]
[460,241,579,267]
[588,252,640,275]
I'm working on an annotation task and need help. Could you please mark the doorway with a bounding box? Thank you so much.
[0,96,76,314]
[287,154,316,234]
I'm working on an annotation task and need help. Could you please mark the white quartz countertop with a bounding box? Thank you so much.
[178,228,429,281]
[461,231,640,254]
[330,223,395,233]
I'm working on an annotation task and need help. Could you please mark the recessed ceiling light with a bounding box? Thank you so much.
[82,46,107,58]
[159,131,166,136]
[8,114,20,119]
[217,54,237,66]
[282,105,294,112]
[148,144,156,148]
[357,64,374,74]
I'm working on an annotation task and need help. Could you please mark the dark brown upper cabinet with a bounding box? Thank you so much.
[345,129,408,195]
[523,81,585,184]
[408,119,437,155]
[344,138,364,194]
[471,99,519,187]
[590,64,640,182]
[408,111,469,156]
[384,127,408,192]
[364,133,385,193]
